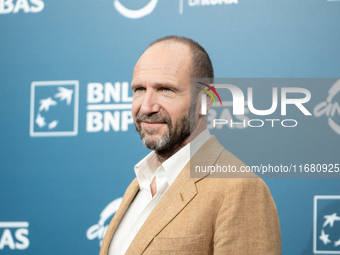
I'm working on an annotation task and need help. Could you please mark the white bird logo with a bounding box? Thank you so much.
[55,87,73,105]
[48,120,58,130]
[39,97,57,112]
[323,212,340,228]
[35,113,46,128]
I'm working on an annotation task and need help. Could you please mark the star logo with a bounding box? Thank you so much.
[38,97,57,112]
[323,213,340,228]
[30,80,79,137]
[314,196,340,254]
[48,120,58,130]
[335,239,340,248]
[35,113,46,128]
[55,87,73,105]
[320,229,331,245]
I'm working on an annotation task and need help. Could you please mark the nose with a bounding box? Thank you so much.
[139,89,161,115]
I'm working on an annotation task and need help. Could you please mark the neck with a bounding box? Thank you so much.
[155,139,188,163]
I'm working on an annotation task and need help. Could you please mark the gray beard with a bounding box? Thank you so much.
[135,102,198,153]
[135,109,197,153]
[135,113,190,153]
[141,125,171,151]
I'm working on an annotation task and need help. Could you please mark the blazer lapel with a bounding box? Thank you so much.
[125,135,224,254]
[100,178,139,255]
[125,162,197,255]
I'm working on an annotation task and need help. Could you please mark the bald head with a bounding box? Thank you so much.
[147,36,214,80]
[134,42,192,86]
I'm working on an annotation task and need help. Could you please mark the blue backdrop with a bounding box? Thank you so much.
[1,0,339,254]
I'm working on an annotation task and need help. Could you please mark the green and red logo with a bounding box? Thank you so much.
[196,82,222,106]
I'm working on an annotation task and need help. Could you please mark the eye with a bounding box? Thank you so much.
[161,87,171,92]
[134,87,145,93]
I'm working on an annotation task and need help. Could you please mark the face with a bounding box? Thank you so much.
[131,42,193,153]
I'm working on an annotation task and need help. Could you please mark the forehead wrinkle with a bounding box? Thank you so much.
[132,42,192,89]
[132,76,178,88]
[134,59,189,71]
[133,67,184,87]
[134,67,180,74]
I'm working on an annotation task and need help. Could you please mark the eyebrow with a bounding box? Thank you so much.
[155,83,179,91]
[131,83,180,92]
[131,83,140,90]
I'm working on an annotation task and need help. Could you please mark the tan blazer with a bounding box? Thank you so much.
[100,136,281,255]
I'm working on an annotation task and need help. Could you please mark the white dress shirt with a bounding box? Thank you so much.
[108,129,211,255]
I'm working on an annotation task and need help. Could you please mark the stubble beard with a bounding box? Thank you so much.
[135,107,197,154]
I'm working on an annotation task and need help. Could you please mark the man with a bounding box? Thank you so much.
[100,36,281,255]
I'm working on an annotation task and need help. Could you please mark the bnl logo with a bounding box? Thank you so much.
[30,80,79,137]
[314,196,340,254]
[86,82,134,132]
[0,222,29,250]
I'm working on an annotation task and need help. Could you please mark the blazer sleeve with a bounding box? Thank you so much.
[213,177,281,255]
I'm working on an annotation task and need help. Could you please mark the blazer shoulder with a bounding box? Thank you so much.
[204,147,259,179]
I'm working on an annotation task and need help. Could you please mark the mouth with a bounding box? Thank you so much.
[141,121,167,129]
